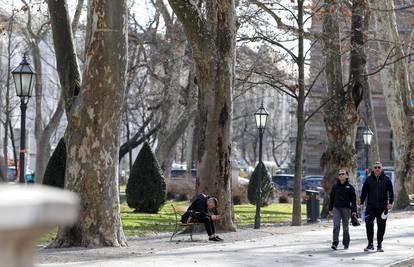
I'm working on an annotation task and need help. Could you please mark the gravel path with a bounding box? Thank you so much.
[36,210,414,266]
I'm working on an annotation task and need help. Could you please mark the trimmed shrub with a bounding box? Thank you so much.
[126,142,166,213]
[43,138,66,188]
[248,162,274,207]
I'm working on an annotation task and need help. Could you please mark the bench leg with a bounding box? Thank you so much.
[170,222,179,241]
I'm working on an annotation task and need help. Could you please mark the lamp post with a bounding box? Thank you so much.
[362,128,373,180]
[12,55,36,183]
[254,102,268,229]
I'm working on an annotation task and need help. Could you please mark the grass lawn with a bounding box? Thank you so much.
[40,197,307,244]
[122,200,306,235]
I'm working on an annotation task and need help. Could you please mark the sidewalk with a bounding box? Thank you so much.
[37,212,414,267]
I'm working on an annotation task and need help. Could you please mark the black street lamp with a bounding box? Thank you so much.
[12,55,36,183]
[254,102,268,229]
[362,128,373,179]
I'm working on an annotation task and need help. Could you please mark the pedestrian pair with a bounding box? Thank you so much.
[329,163,394,252]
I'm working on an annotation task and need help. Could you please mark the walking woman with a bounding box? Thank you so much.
[329,169,357,250]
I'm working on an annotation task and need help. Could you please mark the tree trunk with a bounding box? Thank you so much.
[291,0,305,226]
[29,40,65,184]
[321,0,365,217]
[34,99,64,183]
[168,0,237,231]
[47,0,128,247]
[186,118,195,179]
[368,0,412,208]
[153,1,197,182]
[363,77,380,162]
[2,10,14,181]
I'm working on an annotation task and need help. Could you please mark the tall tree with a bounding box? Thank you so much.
[21,0,65,184]
[368,0,412,208]
[47,0,128,247]
[321,0,369,216]
[153,0,197,183]
[168,0,237,230]
[241,0,328,225]
[1,9,17,181]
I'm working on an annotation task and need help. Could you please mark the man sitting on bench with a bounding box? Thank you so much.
[181,194,223,241]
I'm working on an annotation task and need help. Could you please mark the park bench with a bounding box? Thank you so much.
[170,204,203,241]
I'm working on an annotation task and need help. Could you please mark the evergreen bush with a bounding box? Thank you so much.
[126,142,166,213]
[248,162,274,207]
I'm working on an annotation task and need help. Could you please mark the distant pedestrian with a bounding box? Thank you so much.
[360,161,394,252]
[329,169,357,250]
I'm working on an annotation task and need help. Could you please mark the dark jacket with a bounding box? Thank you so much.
[187,194,209,214]
[181,194,215,223]
[360,171,394,209]
[329,180,357,213]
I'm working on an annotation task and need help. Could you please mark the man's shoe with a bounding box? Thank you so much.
[364,244,375,252]
[209,236,223,242]
[215,236,224,241]
[377,246,384,252]
[344,245,349,250]
[331,244,337,250]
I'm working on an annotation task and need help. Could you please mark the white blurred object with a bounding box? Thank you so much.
[0,184,79,267]
[238,176,249,185]
[381,209,389,220]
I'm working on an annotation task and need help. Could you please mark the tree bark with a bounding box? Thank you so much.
[368,0,412,208]
[47,0,128,247]
[168,0,237,231]
[321,0,365,217]
[291,0,305,226]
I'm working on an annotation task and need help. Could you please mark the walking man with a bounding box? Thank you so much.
[360,161,394,252]
[329,169,357,250]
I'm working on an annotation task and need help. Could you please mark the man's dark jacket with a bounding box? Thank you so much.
[360,171,394,209]
[181,194,215,223]
[329,180,357,213]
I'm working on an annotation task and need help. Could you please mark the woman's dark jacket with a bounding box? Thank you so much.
[329,180,357,213]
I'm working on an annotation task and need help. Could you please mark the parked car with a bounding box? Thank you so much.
[170,169,197,178]
[272,174,295,192]
[302,175,324,195]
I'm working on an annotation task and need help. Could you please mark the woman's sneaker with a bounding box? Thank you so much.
[364,244,375,251]
[331,244,337,250]
[377,245,384,252]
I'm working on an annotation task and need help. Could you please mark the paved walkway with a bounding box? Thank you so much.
[38,216,414,267]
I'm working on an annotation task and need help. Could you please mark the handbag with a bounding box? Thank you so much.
[351,213,360,227]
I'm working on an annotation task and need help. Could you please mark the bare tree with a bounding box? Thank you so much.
[47,0,128,247]
[0,8,19,182]
[368,0,413,208]
[239,0,329,226]
[20,0,65,184]
[151,0,197,183]
[168,0,237,230]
